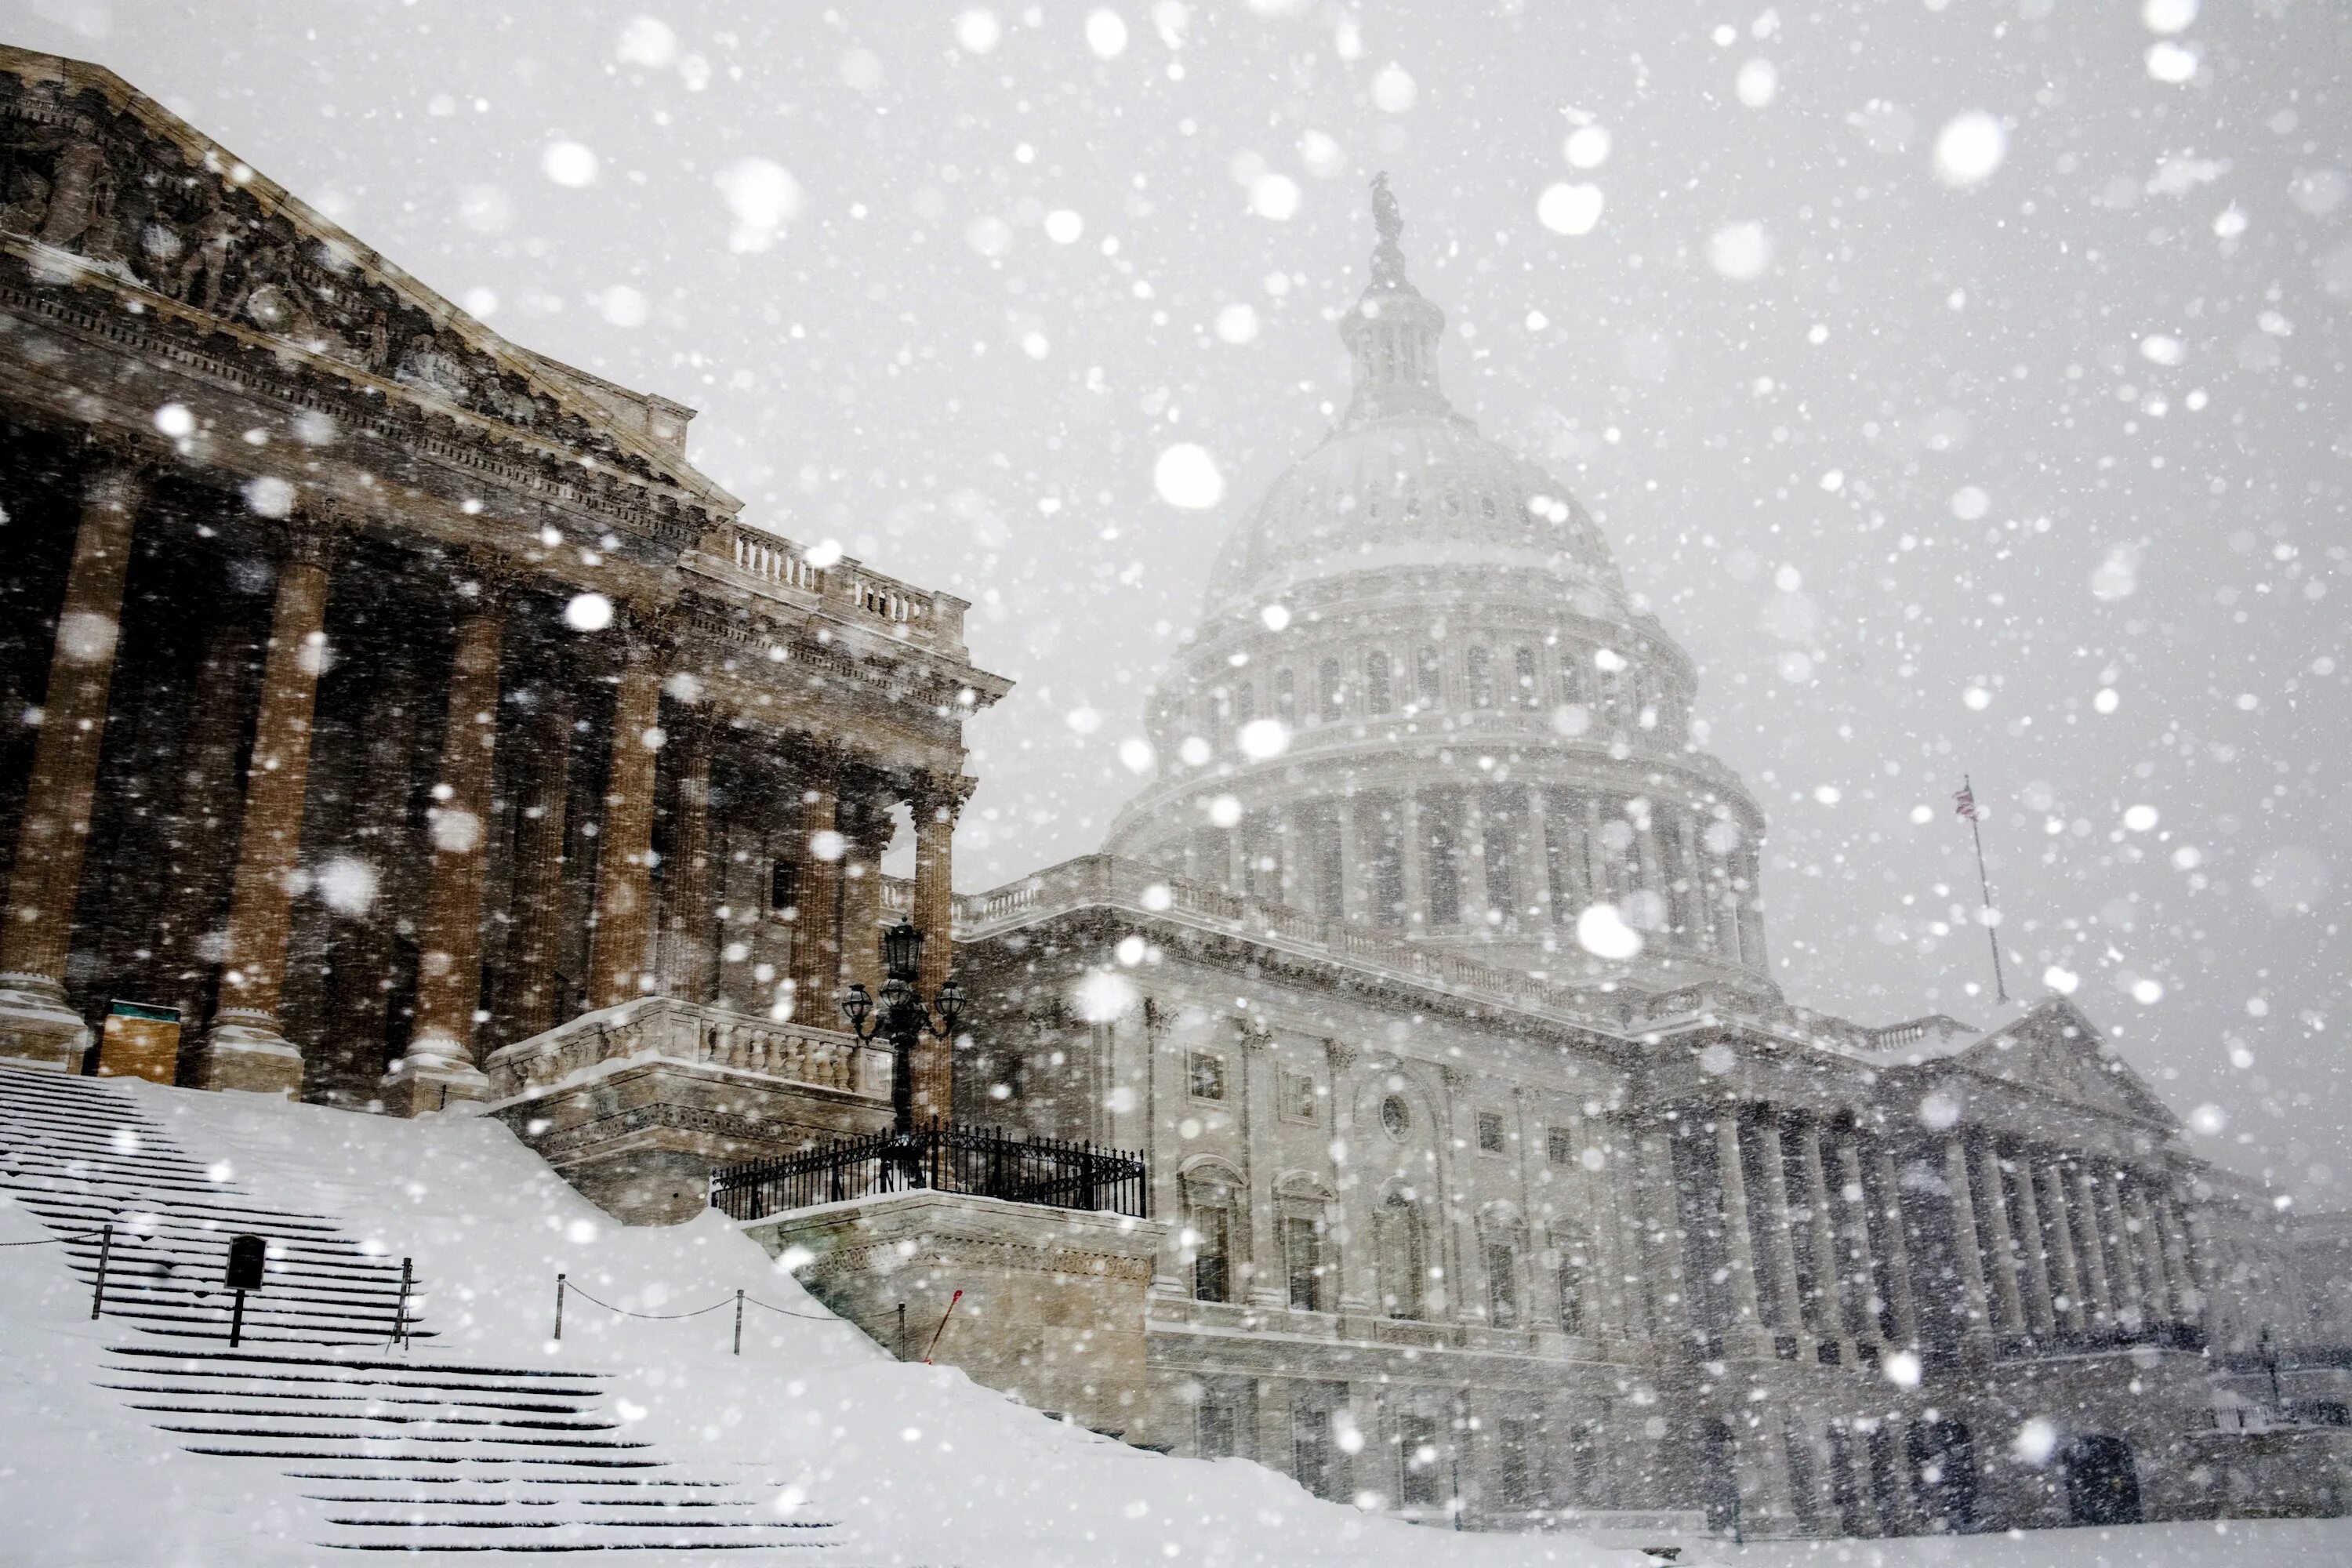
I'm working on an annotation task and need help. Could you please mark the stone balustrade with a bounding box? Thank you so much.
[693,524,969,651]
[942,854,1936,1059]
[484,996,891,1106]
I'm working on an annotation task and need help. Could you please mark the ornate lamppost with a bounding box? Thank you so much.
[840,917,964,1143]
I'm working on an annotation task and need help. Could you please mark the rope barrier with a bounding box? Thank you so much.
[0,1225,113,1247]
[562,1281,737,1321]
[554,1274,865,1335]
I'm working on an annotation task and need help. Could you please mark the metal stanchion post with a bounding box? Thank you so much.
[394,1257,412,1347]
[89,1222,112,1320]
[734,1289,744,1356]
[554,1272,567,1341]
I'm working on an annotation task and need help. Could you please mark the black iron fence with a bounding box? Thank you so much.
[710,1124,1149,1222]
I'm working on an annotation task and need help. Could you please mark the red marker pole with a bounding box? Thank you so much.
[923,1289,964,1364]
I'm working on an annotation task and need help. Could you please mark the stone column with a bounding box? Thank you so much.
[1755,1110,1806,1330]
[1436,1065,1476,1320]
[1639,1124,1690,1345]
[1969,1137,2027,1334]
[1835,1134,1883,1344]
[658,713,715,1003]
[1734,850,1767,968]
[197,523,337,1095]
[1461,793,1490,931]
[153,607,256,1023]
[385,581,508,1113]
[1716,1108,1764,1338]
[1337,797,1366,922]
[840,785,890,997]
[2125,1181,2172,1322]
[1581,795,1610,902]
[2008,1145,2057,1338]
[1943,1135,1992,1335]
[1524,786,1554,929]
[2071,1167,2116,1323]
[0,456,146,1068]
[1798,1116,1848,1345]
[1671,811,1702,949]
[1872,1143,1921,1346]
[790,766,843,1021]
[504,679,574,1039]
[1242,1030,1283,1308]
[1397,790,1425,930]
[1328,1041,1375,1316]
[2095,1171,2143,1325]
[911,775,963,1123]
[588,628,664,1010]
[2156,1190,2200,1318]
[2037,1160,2087,1333]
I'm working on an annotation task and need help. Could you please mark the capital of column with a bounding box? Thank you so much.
[448,543,525,608]
[912,769,976,825]
[1324,1038,1359,1074]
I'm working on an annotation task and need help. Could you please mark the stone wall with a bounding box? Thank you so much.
[742,1189,1167,1441]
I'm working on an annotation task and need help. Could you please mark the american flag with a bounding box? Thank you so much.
[1953,784,1980,822]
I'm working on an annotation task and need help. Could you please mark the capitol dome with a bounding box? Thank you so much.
[1106,177,1774,996]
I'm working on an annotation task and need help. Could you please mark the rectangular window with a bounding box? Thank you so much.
[1486,1242,1519,1327]
[1416,645,1443,708]
[770,860,797,911]
[1319,656,1344,717]
[1559,1240,1588,1334]
[1292,1395,1334,1499]
[1466,646,1494,709]
[1398,1410,1443,1508]
[1284,1072,1317,1123]
[1476,1110,1506,1153]
[1365,649,1394,714]
[1192,1205,1231,1303]
[1187,1051,1226,1101]
[1547,1127,1574,1166]
[1515,646,1541,709]
[1427,810,1461,927]
[1196,1381,1243,1459]
[1274,667,1297,722]
[1497,1414,1542,1510]
[1285,1215,1324,1312]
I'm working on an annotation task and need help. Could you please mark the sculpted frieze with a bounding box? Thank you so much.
[0,63,667,484]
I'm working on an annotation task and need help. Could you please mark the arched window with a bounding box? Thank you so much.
[1485,1240,1520,1327]
[1466,647,1494,710]
[1233,680,1255,728]
[1187,1183,1236,1304]
[1273,667,1297,722]
[1377,1193,1425,1320]
[1514,646,1541,709]
[1558,648,1588,705]
[1415,645,1443,709]
[1365,649,1394,715]
[1318,657,1345,717]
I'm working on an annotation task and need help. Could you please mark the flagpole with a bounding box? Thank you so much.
[1962,774,2009,1004]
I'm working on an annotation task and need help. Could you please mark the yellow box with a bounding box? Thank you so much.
[98,1002,181,1084]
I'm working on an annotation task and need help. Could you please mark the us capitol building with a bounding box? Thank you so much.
[0,42,2343,1543]
[946,184,2352,1530]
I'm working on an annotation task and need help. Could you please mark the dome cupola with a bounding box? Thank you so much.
[1107,177,1775,998]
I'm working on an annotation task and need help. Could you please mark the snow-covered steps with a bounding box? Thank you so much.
[2,1064,849,1558]
[96,1345,841,1555]
[0,1064,426,1348]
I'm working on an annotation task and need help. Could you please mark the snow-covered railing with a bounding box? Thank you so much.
[694,525,970,651]
[485,996,891,1105]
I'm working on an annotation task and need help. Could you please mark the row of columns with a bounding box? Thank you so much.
[1702,1103,1918,1355]
[0,448,966,1116]
[1169,785,1765,965]
[1935,1131,2203,1340]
